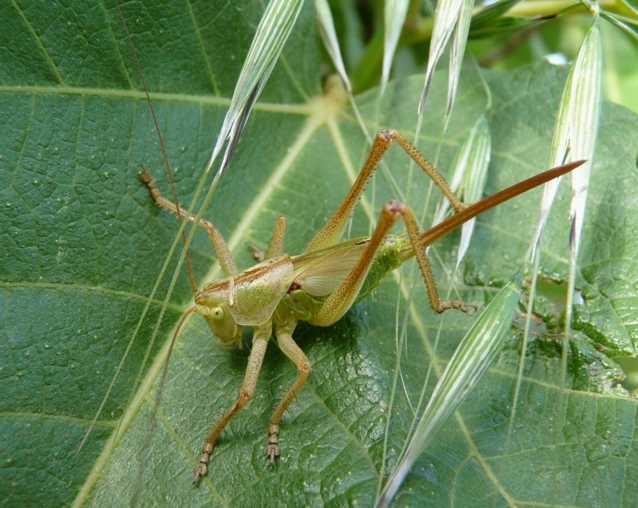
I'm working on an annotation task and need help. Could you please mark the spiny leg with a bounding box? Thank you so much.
[193,324,271,485]
[312,201,470,327]
[266,320,310,463]
[251,216,287,262]
[311,162,587,325]
[312,203,399,326]
[397,203,471,313]
[139,168,238,276]
[306,129,464,252]
[266,216,287,258]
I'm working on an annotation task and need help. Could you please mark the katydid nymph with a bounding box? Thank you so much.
[139,129,584,485]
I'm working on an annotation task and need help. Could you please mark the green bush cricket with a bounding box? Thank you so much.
[91,0,582,490]
[138,131,584,485]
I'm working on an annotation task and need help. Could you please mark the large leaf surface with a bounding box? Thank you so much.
[2,2,638,507]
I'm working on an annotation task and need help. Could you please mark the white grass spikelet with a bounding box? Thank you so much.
[530,15,602,259]
[569,18,602,253]
[381,0,410,94]
[432,115,491,267]
[418,0,467,115]
[315,0,352,92]
[457,116,491,266]
[206,0,305,177]
[447,0,474,116]
[377,279,521,508]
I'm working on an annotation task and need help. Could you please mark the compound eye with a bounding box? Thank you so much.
[212,306,224,319]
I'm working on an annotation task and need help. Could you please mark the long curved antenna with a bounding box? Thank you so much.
[131,306,199,505]
[76,0,199,460]
[115,5,198,293]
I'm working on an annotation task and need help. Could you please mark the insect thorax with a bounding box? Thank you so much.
[273,289,325,325]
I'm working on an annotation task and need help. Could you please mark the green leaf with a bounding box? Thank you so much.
[470,0,523,30]
[602,14,638,113]
[601,10,638,44]
[381,0,409,93]
[2,2,638,508]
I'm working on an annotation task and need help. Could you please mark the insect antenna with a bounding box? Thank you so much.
[130,305,199,506]
[76,0,199,481]
[115,3,208,501]
[114,4,198,294]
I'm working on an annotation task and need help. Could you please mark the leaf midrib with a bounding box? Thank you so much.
[0,85,312,115]
[0,281,184,312]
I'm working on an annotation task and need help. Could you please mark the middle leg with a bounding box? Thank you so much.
[266,216,287,259]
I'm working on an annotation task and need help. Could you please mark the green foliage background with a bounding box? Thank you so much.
[1,1,637,507]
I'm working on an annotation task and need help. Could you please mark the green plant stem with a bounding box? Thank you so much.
[508,0,627,18]
[402,0,634,48]
[349,0,636,94]
[351,28,385,93]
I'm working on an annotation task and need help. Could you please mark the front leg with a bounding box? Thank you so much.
[193,323,271,485]
[140,168,238,276]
